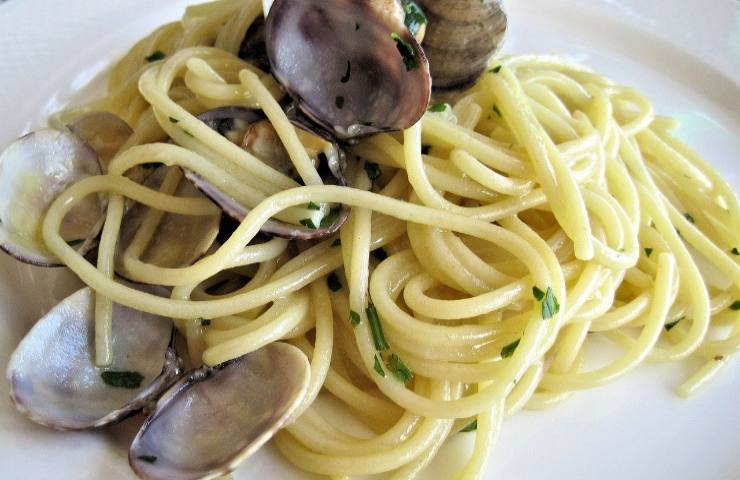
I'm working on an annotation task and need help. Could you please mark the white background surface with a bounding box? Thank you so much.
[0,0,739,479]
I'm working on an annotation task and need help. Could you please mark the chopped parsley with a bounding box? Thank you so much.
[532,286,545,300]
[300,218,317,229]
[168,117,179,124]
[390,32,419,71]
[731,247,739,256]
[340,60,352,83]
[331,238,342,247]
[307,201,321,211]
[489,65,502,74]
[327,273,342,292]
[501,339,520,359]
[200,318,211,327]
[644,247,654,258]
[731,301,740,311]
[428,102,448,112]
[101,371,144,390]
[683,212,695,224]
[401,0,427,38]
[335,95,345,109]
[145,51,165,62]
[137,455,158,464]
[460,419,478,432]
[320,206,343,229]
[714,355,725,361]
[364,161,382,183]
[349,310,361,327]
[366,303,390,351]
[373,354,386,377]
[386,354,413,383]
[492,104,502,117]
[664,318,683,331]
[533,286,559,319]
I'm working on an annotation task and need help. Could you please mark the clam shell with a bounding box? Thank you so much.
[129,342,310,480]
[116,166,221,282]
[6,287,182,430]
[0,129,105,267]
[184,107,350,240]
[417,0,507,91]
[266,0,432,141]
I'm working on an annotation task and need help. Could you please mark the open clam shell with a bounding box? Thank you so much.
[129,342,310,480]
[185,107,350,240]
[0,129,105,267]
[116,165,221,282]
[265,0,432,141]
[67,112,133,172]
[6,287,182,430]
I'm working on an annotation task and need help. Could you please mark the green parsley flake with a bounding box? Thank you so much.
[386,354,413,383]
[460,419,478,432]
[101,371,144,390]
[730,301,740,311]
[373,354,386,377]
[731,247,739,256]
[327,273,342,292]
[145,51,165,62]
[390,32,419,71]
[364,162,382,182]
[299,218,317,230]
[664,318,682,331]
[644,247,654,258]
[307,201,321,211]
[200,318,211,327]
[331,238,342,247]
[320,206,342,229]
[349,310,361,327]
[168,117,179,124]
[683,213,695,223]
[489,65,502,74]
[501,339,520,359]
[428,102,448,113]
[493,104,502,117]
[401,0,427,38]
[532,286,545,301]
[542,287,560,319]
[533,286,560,319]
[367,303,390,351]
[137,455,158,464]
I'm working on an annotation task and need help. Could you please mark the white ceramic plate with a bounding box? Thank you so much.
[0,1,738,479]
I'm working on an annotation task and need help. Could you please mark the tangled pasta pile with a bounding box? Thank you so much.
[29,0,740,477]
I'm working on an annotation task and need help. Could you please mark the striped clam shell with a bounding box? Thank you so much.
[417,0,507,91]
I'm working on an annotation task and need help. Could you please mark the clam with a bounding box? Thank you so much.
[0,129,105,266]
[185,107,350,240]
[416,0,507,91]
[265,0,432,141]
[6,287,182,430]
[116,165,221,282]
[130,342,310,480]
[67,112,133,172]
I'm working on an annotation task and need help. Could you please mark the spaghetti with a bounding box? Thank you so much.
[27,0,740,477]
